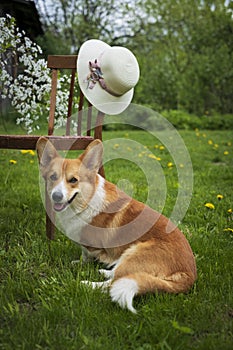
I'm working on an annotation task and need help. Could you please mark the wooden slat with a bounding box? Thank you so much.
[0,135,94,150]
[87,102,92,136]
[66,68,76,136]
[94,111,104,140]
[47,55,77,69]
[77,91,84,136]
[94,111,105,177]
[48,69,57,135]
[50,136,94,150]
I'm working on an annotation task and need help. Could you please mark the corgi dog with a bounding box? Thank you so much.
[36,137,197,313]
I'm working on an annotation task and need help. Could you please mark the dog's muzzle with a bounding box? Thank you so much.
[52,191,78,212]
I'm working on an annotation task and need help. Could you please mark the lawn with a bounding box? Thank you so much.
[0,128,232,350]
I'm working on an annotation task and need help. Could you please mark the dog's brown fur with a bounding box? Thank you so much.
[37,137,197,312]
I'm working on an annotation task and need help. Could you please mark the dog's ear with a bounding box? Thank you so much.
[80,139,103,172]
[36,137,59,170]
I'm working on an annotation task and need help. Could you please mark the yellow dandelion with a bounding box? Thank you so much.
[202,133,206,138]
[113,144,119,149]
[227,142,231,146]
[9,159,17,165]
[227,208,232,214]
[159,145,165,150]
[167,162,173,168]
[223,151,229,155]
[154,145,159,149]
[217,194,224,200]
[21,149,35,156]
[224,228,233,233]
[214,144,219,148]
[148,154,161,161]
[196,132,200,137]
[204,203,215,210]
[148,154,157,160]
[208,140,213,145]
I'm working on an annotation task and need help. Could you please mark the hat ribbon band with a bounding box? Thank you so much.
[86,59,122,97]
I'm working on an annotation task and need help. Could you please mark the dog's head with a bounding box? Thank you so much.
[36,137,103,213]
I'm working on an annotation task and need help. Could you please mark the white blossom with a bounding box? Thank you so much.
[0,14,79,133]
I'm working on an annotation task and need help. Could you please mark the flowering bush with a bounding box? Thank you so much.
[0,15,76,133]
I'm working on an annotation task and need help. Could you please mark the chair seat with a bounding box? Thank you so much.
[0,134,94,150]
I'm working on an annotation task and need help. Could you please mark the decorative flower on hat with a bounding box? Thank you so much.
[86,59,105,90]
[77,39,140,115]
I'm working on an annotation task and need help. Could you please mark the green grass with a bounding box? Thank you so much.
[0,129,232,350]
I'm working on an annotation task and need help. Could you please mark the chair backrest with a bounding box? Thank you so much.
[47,55,104,140]
[47,55,105,177]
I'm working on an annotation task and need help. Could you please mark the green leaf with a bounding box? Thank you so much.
[171,320,194,334]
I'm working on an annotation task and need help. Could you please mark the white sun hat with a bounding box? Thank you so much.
[77,39,140,115]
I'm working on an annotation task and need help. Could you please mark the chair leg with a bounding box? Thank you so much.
[46,211,55,240]
[99,165,105,178]
[45,187,55,240]
[95,111,105,178]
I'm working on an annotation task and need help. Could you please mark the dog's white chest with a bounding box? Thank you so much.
[56,210,88,242]
[56,175,106,243]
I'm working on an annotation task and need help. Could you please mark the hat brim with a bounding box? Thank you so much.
[77,39,134,115]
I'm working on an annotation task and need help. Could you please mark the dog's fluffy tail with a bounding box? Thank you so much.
[110,272,195,313]
[110,277,139,313]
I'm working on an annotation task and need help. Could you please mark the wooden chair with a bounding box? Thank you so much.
[0,55,105,240]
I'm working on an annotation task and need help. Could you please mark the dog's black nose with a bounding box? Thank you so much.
[52,191,63,203]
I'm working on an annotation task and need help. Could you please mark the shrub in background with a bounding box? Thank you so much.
[162,110,233,130]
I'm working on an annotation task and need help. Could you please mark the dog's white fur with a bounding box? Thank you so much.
[37,137,197,313]
[57,174,106,243]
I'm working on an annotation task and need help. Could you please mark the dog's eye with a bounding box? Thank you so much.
[50,173,57,181]
[68,177,78,184]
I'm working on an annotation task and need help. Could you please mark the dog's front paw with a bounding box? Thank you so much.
[99,269,114,279]
[81,280,112,290]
